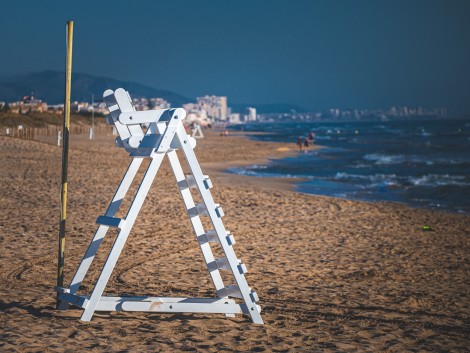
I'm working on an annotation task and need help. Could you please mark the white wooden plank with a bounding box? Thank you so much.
[95,301,246,314]
[166,150,226,293]
[119,109,169,124]
[80,153,166,322]
[156,108,185,153]
[96,296,236,304]
[61,159,143,306]
[114,88,144,146]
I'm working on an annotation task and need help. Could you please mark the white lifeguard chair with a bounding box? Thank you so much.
[55,88,263,324]
[191,123,204,139]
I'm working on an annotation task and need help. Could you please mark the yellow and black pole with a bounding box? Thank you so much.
[57,20,73,308]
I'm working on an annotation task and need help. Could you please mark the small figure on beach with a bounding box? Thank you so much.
[296,136,303,152]
[308,131,315,143]
[304,137,310,148]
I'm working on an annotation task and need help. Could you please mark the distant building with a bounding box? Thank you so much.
[48,104,64,114]
[196,95,227,121]
[9,103,20,114]
[329,108,340,119]
[88,102,108,115]
[182,103,199,113]
[181,103,208,126]
[150,98,170,109]
[246,107,257,122]
[71,101,89,113]
[131,97,170,111]
[6,95,48,114]
[229,113,241,124]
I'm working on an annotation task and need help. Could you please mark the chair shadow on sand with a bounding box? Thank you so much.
[2,297,468,336]
[0,299,251,323]
[0,300,54,319]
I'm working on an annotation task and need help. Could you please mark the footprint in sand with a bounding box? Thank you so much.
[328,202,342,212]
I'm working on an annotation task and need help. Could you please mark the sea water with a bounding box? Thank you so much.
[228,119,470,214]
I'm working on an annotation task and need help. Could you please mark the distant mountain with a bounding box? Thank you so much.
[0,71,192,106]
[0,70,307,114]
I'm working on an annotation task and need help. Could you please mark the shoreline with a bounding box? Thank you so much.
[209,130,469,215]
[3,130,467,214]
[199,131,320,192]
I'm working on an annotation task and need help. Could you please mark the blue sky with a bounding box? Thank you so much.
[1,0,469,114]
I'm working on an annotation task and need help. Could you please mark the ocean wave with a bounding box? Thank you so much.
[334,172,399,184]
[226,167,312,179]
[363,153,405,165]
[334,172,470,187]
[407,174,470,187]
[245,164,267,170]
[363,153,468,166]
[351,163,370,168]
[314,135,332,140]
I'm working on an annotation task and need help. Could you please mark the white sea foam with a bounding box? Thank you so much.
[333,172,469,187]
[334,172,399,184]
[226,167,312,179]
[363,153,405,165]
[248,164,268,170]
[363,153,468,166]
[315,135,332,140]
[408,174,470,187]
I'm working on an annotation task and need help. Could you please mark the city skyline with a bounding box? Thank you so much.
[1,1,469,115]
[2,90,448,124]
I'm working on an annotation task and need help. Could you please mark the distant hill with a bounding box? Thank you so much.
[0,71,192,106]
[0,71,306,114]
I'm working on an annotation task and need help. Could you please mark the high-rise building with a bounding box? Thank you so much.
[196,95,227,121]
[229,113,241,124]
[247,107,257,121]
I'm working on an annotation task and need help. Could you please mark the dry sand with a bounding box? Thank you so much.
[0,130,469,352]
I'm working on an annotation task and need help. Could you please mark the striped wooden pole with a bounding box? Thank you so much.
[57,20,73,308]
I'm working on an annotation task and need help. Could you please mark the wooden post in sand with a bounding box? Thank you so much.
[57,20,73,309]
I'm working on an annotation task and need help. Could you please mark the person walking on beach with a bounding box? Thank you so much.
[308,131,315,143]
[296,136,303,152]
[304,137,310,149]
[303,137,310,153]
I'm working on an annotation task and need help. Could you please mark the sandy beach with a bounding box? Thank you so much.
[0,129,469,352]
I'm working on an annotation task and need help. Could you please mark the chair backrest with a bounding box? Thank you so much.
[103,88,144,150]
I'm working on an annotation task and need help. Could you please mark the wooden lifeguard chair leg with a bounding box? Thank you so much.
[58,88,144,309]
[175,125,263,324]
[80,153,165,322]
[58,158,144,309]
[167,150,232,316]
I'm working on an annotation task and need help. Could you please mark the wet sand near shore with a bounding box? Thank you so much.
[0,130,469,352]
